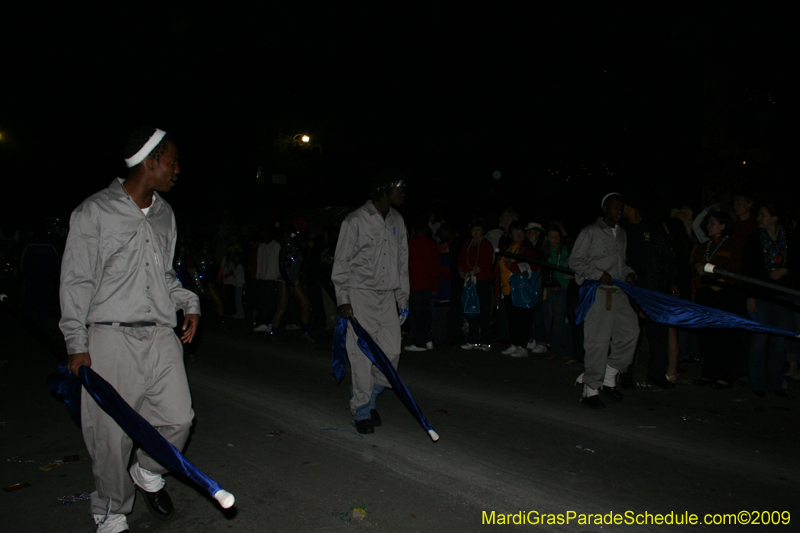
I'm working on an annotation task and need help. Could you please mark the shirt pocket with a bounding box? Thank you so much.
[587,240,612,260]
[356,224,382,255]
[155,231,172,260]
[103,230,139,273]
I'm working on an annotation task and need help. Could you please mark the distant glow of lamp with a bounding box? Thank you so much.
[293,134,310,143]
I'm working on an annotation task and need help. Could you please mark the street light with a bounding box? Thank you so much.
[293,134,310,143]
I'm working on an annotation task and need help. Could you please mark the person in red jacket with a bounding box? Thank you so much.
[458,219,495,350]
[405,221,441,351]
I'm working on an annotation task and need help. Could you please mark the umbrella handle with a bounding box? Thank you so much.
[428,429,440,442]
[214,489,235,509]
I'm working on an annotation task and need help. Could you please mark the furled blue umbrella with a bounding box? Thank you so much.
[576,279,799,338]
[48,364,235,509]
[332,316,439,442]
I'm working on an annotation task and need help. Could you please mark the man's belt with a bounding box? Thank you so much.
[598,287,618,310]
[93,322,158,328]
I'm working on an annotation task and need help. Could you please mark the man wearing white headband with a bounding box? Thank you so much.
[60,127,200,532]
[568,193,638,409]
[332,169,410,434]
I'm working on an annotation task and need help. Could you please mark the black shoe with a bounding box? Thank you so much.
[355,418,374,434]
[370,409,382,427]
[602,386,624,402]
[581,395,606,409]
[646,376,675,390]
[137,486,174,521]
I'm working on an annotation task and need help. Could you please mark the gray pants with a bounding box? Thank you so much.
[346,289,400,420]
[582,286,639,390]
[82,324,194,515]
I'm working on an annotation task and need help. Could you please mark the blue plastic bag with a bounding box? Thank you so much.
[462,279,480,318]
[509,271,539,308]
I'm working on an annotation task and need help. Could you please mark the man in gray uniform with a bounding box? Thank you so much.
[568,193,638,409]
[60,127,200,533]
[331,170,410,434]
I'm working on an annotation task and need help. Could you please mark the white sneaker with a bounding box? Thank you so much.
[479,344,491,352]
[426,341,434,350]
[501,345,518,355]
[404,344,427,352]
[253,324,270,332]
[93,513,129,533]
[461,343,476,350]
[532,343,548,354]
[526,340,536,350]
[511,346,529,358]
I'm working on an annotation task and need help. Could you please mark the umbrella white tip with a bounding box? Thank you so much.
[428,429,439,442]
[703,263,716,274]
[214,489,235,509]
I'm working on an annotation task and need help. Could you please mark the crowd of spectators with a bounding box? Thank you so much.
[400,192,800,399]
[6,188,800,399]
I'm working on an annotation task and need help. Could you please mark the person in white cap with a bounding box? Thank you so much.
[568,193,638,409]
[60,127,200,532]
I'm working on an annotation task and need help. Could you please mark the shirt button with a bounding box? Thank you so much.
[146,239,149,243]
[146,286,150,290]
[146,263,149,266]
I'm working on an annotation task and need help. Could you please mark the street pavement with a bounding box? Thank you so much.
[1,310,798,532]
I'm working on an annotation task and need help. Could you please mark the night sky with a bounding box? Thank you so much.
[3,5,796,234]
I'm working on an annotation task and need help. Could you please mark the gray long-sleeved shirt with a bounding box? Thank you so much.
[568,218,635,286]
[331,200,409,308]
[59,179,201,355]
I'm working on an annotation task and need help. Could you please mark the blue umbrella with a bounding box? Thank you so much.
[332,316,439,441]
[48,364,235,509]
[577,279,799,338]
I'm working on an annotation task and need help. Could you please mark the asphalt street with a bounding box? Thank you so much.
[2,312,798,532]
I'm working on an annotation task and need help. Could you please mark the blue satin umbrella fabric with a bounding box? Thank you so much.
[576,279,799,338]
[331,316,439,441]
[48,364,235,508]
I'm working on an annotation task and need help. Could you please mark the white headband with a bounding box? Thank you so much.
[601,192,621,208]
[125,129,167,168]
